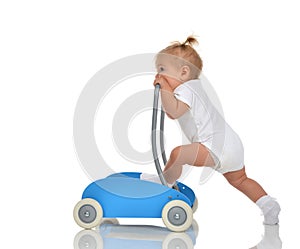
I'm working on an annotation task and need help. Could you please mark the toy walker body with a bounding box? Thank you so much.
[74,85,197,232]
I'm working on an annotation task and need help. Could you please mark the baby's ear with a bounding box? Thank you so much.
[180,65,191,80]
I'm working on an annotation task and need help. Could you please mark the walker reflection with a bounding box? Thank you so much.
[74,219,198,249]
[74,221,282,249]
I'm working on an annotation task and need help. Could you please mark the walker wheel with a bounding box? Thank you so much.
[162,200,193,232]
[192,197,198,213]
[73,198,103,229]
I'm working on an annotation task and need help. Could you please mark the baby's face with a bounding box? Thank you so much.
[155,57,183,90]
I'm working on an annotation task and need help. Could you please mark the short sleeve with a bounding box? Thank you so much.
[173,84,193,108]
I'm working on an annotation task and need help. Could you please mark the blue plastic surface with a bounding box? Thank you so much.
[108,172,141,179]
[81,172,196,218]
[94,176,171,198]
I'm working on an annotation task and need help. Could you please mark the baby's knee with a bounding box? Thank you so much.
[169,146,183,162]
[226,172,248,189]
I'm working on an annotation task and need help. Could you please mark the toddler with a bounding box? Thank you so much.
[141,36,280,225]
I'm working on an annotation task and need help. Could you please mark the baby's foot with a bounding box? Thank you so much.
[263,199,281,225]
[140,173,161,184]
[256,195,281,225]
[254,224,282,249]
[140,173,174,188]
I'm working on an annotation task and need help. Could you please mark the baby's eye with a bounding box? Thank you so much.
[159,66,165,72]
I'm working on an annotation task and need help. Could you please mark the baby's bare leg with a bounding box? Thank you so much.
[223,167,267,202]
[224,168,281,224]
[163,143,215,184]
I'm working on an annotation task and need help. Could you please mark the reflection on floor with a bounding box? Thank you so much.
[250,224,282,249]
[74,219,198,249]
[74,219,282,249]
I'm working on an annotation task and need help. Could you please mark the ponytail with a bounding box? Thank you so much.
[182,36,199,47]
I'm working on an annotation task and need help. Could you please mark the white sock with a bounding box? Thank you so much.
[256,224,282,249]
[256,195,281,225]
[140,173,174,188]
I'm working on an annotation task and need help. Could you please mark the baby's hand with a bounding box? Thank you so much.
[153,74,169,89]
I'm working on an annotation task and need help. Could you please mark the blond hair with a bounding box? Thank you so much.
[157,36,203,79]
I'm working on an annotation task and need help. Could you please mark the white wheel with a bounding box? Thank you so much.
[74,230,103,249]
[162,232,194,249]
[73,198,103,229]
[192,197,198,213]
[162,200,193,232]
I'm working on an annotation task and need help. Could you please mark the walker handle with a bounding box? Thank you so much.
[152,84,168,186]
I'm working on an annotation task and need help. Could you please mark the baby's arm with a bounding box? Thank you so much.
[154,76,189,119]
[161,89,189,119]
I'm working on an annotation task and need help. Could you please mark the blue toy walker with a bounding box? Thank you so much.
[73,84,198,232]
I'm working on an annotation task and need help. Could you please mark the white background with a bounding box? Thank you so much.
[1,0,299,248]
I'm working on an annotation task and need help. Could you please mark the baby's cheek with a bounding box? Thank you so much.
[161,74,173,81]
[159,71,171,77]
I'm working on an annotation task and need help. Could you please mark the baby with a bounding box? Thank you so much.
[141,36,280,225]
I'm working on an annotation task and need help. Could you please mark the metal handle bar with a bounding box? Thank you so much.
[151,84,168,186]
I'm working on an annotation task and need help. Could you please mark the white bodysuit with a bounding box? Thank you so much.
[173,78,244,174]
